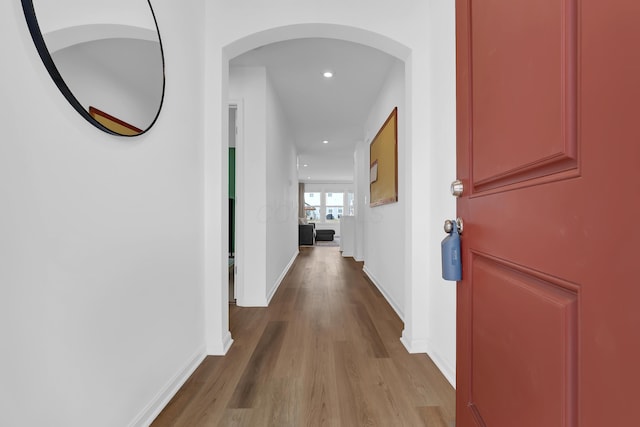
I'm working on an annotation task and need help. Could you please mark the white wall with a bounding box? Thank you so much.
[354,143,367,262]
[1,4,458,427]
[229,67,298,306]
[304,183,354,193]
[205,0,458,386]
[424,0,458,382]
[229,67,268,306]
[265,74,299,301]
[2,1,209,426]
[357,51,456,383]
[360,60,406,319]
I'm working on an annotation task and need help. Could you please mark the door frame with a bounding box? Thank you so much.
[229,100,244,305]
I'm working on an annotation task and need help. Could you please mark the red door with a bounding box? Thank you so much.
[456,1,640,426]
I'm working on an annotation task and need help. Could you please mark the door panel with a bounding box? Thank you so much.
[470,0,578,192]
[470,254,577,427]
[456,0,640,426]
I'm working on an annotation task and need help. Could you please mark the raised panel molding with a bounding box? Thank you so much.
[469,253,578,427]
[469,0,578,194]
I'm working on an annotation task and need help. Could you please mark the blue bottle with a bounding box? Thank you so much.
[441,221,462,281]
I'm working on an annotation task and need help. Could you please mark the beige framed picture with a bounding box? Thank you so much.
[369,107,398,207]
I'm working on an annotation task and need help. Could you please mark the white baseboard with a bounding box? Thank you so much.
[207,330,234,355]
[220,331,234,354]
[400,331,429,353]
[362,265,404,321]
[401,330,456,388]
[238,251,298,307]
[129,347,206,427]
[267,250,298,304]
[341,250,354,258]
[425,345,456,388]
[365,268,455,387]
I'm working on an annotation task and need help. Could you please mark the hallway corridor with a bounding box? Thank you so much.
[152,247,455,426]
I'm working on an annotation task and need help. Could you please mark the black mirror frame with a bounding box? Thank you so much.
[21,0,166,137]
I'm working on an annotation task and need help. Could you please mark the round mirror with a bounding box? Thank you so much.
[21,0,165,136]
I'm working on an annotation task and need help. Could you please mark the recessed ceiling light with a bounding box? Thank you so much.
[307,176,311,179]
[303,164,308,167]
[322,140,329,144]
[323,71,333,78]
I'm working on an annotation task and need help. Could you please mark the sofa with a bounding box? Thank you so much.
[315,229,335,241]
[298,222,315,245]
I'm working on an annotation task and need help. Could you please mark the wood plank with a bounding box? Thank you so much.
[152,246,454,426]
[354,302,389,358]
[227,321,287,408]
[418,406,453,427]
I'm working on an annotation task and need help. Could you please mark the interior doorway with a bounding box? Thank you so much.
[207,22,454,368]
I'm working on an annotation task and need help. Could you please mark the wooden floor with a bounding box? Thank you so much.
[152,247,455,426]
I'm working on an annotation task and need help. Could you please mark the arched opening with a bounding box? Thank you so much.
[206,23,414,356]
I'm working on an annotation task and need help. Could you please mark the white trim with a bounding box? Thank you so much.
[400,331,455,388]
[267,250,299,304]
[424,343,456,388]
[230,99,245,312]
[400,330,428,353]
[362,265,404,321]
[220,331,234,354]
[237,295,269,307]
[129,347,206,427]
[238,250,298,307]
[207,330,234,356]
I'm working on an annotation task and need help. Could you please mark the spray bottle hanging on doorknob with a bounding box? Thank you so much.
[441,218,463,281]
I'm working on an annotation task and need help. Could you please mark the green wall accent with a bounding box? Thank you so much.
[229,148,236,255]
[229,147,236,199]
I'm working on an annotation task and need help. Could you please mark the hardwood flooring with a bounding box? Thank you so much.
[152,247,455,426]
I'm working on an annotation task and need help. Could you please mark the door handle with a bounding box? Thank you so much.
[444,218,463,234]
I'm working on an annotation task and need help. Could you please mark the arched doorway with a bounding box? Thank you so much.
[203,15,458,388]
[206,22,412,348]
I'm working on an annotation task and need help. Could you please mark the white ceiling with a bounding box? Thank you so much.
[230,38,398,182]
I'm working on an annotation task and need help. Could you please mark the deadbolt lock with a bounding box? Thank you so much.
[450,180,464,197]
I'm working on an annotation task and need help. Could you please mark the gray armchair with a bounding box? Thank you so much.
[298,223,315,245]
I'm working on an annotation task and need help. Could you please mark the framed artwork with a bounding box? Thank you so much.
[370,160,378,183]
[369,107,398,207]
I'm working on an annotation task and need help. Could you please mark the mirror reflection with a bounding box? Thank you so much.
[22,0,165,136]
